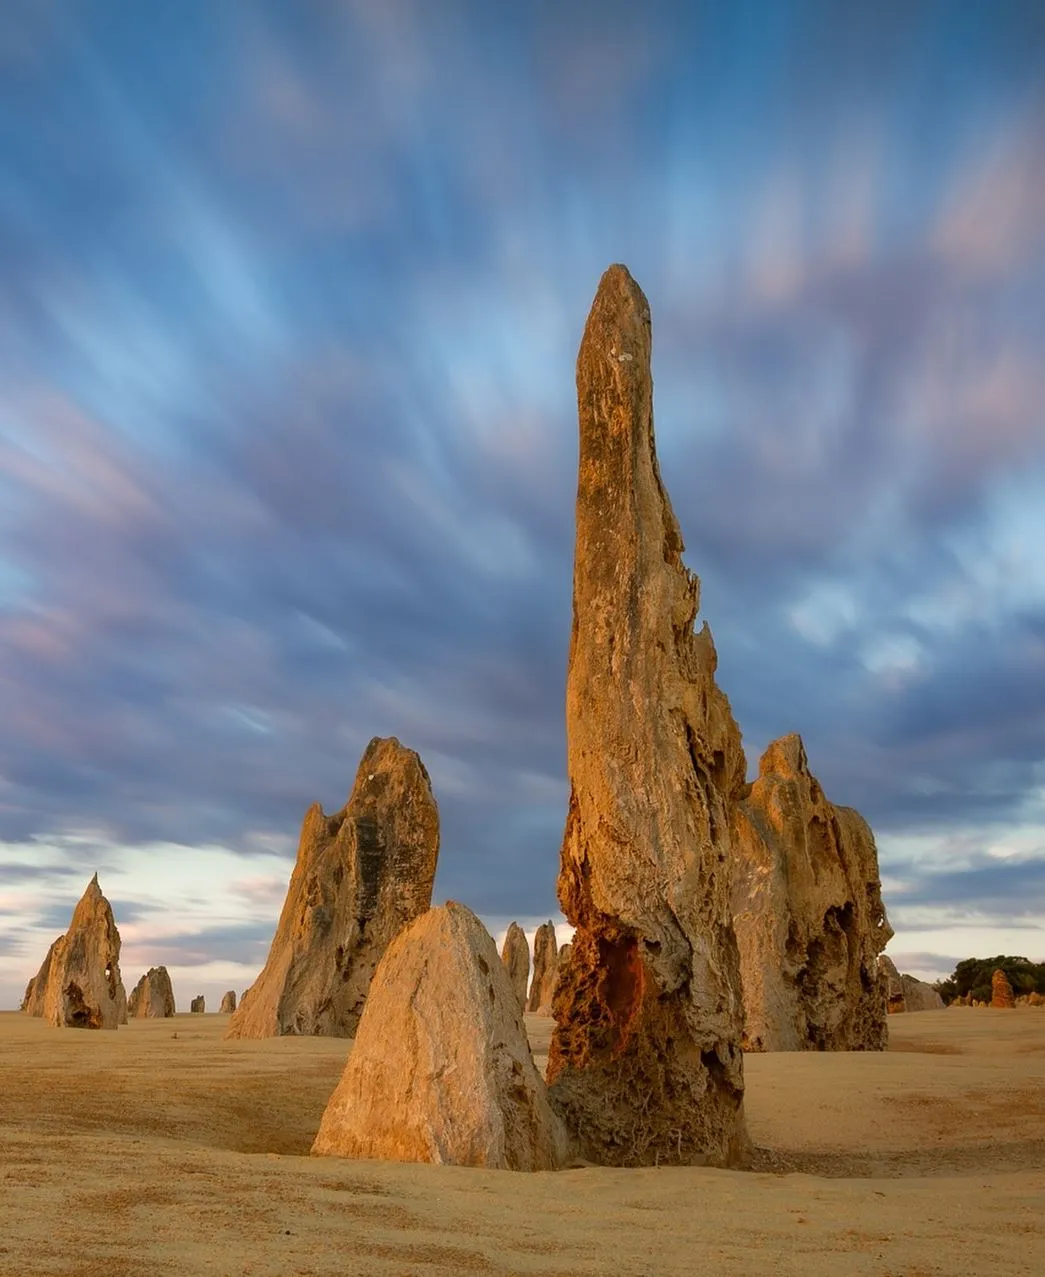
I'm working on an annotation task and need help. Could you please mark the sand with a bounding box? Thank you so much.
[2,1008,1043,1276]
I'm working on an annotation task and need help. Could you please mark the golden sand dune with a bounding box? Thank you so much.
[2,1009,1043,1276]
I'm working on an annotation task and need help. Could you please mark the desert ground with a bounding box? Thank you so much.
[2,1009,1043,1277]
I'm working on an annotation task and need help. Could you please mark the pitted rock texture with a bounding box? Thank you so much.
[127,967,176,1018]
[228,736,439,1040]
[991,970,1015,1008]
[191,996,206,1014]
[21,875,127,1029]
[501,922,530,1010]
[527,921,559,1014]
[312,902,570,1170]
[732,735,892,1052]
[547,265,749,1169]
[219,990,237,1014]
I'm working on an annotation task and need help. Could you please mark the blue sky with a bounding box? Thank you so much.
[2,0,1044,1008]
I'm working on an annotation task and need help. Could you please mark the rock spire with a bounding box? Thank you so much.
[547,265,749,1167]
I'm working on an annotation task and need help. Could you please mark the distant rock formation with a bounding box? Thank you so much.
[878,957,944,1013]
[219,990,237,1014]
[501,922,530,1010]
[191,995,206,1013]
[547,265,749,1168]
[901,974,944,1012]
[21,874,127,1029]
[127,967,176,1018]
[991,969,1015,1008]
[527,921,559,1014]
[228,736,439,1040]
[732,735,892,1051]
[312,902,570,1170]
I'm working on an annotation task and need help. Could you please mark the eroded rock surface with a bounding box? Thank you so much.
[501,922,530,1010]
[191,995,205,1013]
[312,902,570,1170]
[527,921,559,1014]
[732,736,892,1051]
[547,265,749,1168]
[219,990,237,1014]
[228,736,439,1040]
[991,969,1015,1008]
[127,967,176,1018]
[20,875,127,1029]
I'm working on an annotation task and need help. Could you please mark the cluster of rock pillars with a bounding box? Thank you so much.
[20,265,997,1171]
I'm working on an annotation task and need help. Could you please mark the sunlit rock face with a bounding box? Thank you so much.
[227,736,439,1040]
[22,874,127,1030]
[548,264,749,1169]
[312,902,570,1170]
[733,735,892,1051]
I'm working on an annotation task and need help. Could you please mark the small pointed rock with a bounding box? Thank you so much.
[500,922,530,1010]
[312,902,570,1170]
[219,989,237,1014]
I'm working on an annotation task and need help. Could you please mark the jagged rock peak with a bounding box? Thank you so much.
[733,734,892,1051]
[548,264,749,1168]
[227,735,439,1039]
[21,874,127,1029]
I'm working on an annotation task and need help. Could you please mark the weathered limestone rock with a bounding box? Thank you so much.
[21,875,127,1029]
[312,902,570,1170]
[127,967,176,1018]
[991,969,1015,1008]
[228,736,439,1040]
[219,990,237,1014]
[547,265,749,1168]
[501,922,530,1010]
[527,921,559,1014]
[732,736,892,1051]
[879,955,906,1013]
[191,995,206,1013]
[900,974,944,1012]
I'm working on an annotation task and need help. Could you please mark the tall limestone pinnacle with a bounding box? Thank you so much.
[227,736,439,1039]
[547,264,749,1167]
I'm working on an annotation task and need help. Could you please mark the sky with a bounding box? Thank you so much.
[2,0,1044,1011]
